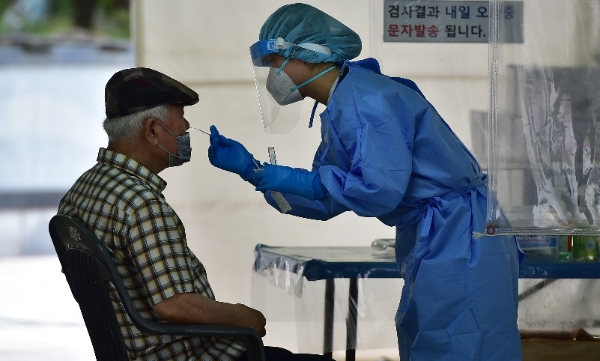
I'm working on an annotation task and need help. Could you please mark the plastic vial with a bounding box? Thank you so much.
[266,147,292,213]
[557,235,572,261]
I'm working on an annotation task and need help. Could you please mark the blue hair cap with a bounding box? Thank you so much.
[259,3,362,64]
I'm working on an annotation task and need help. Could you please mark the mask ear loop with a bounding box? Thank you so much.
[289,65,337,129]
[290,65,337,93]
[277,58,291,75]
[309,101,318,128]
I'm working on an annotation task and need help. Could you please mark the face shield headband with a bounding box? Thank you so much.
[250,37,333,67]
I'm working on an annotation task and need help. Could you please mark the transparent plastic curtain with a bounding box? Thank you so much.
[251,270,401,353]
[487,0,600,236]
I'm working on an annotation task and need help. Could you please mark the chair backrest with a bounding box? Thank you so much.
[49,214,265,361]
[49,214,130,361]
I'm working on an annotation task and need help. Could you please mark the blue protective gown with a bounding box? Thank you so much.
[264,58,521,361]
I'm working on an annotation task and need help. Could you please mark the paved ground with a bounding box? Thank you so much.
[0,255,95,360]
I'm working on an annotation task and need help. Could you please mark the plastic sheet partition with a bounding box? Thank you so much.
[251,244,402,354]
[251,244,600,354]
[487,0,600,236]
[253,245,401,285]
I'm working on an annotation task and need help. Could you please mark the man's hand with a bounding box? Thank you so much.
[231,303,266,337]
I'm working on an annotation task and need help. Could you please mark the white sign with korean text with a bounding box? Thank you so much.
[384,0,524,43]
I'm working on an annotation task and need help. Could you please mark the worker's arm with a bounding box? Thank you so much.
[152,293,266,337]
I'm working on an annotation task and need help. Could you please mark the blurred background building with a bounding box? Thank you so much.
[0,1,131,359]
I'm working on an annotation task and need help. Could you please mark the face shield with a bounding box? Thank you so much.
[249,38,332,134]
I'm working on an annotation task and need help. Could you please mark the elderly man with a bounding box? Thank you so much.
[58,67,334,361]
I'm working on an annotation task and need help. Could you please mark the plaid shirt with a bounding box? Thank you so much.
[58,148,245,361]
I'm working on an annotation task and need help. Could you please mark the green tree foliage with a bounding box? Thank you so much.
[0,0,130,38]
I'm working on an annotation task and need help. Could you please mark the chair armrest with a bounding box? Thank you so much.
[133,319,265,361]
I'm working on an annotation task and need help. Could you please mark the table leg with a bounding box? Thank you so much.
[345,278,358,361]
[324,278,335,358]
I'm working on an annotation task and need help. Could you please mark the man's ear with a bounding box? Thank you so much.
[143,117,160,145]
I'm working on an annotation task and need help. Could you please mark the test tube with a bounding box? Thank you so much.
[267,147,292,213]
[268,147,277,165]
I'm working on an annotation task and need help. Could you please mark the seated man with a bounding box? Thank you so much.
[58,67,334,361]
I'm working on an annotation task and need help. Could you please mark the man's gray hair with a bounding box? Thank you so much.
[103,105,169,142]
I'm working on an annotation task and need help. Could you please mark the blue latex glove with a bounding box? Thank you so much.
[254,164,327,200]
[207,125,259,185]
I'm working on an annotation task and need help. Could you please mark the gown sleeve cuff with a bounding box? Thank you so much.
[312,173,327,200]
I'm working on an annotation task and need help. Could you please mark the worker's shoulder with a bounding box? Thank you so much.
[344,65,418,95]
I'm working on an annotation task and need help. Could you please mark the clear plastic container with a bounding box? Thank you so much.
[517,235,558,259]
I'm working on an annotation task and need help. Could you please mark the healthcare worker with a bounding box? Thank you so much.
[208,3,522,360]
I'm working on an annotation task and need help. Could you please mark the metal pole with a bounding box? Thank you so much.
[346,278,359,361]
[323,278,335,358]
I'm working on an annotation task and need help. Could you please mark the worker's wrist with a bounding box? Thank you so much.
[240,159,261,187]
[289,169,326,200]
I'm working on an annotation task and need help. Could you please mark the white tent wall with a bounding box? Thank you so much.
[130,0,484,355]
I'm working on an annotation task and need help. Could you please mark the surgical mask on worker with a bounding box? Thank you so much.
[266,65,304,106]
[249,37,335,134]
[156,122,192,167]
[267,59,338,107]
